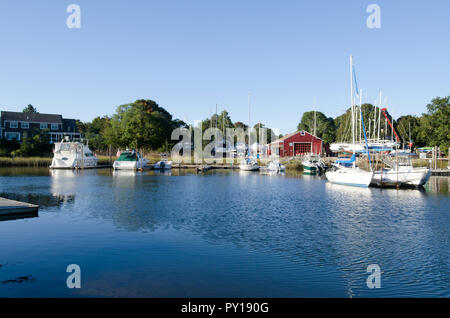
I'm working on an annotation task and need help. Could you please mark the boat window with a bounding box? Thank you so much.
[117,152,137,161]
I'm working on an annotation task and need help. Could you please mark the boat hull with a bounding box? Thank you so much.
[239,165,260,171]
[50,158,98,169]
[302,164,318,174]
[113,161,144,170]
[267,161,285,172]
[153,161,172,170]
[371,168,431,187]
[326,169,373,187]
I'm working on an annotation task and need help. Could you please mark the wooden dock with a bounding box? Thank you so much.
[150,164,239,170]
[431,169,450,176]
[0,197,39,216]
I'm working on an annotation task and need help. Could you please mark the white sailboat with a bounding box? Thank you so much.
[50,136,98,169]
[326,56,373,187]
[266,160,286,172]
[239,93,260,171]
[239,157,260,171]
[302,108,326,174]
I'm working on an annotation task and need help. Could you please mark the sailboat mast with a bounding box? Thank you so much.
[248,92,251,157]
[409,121,411,150]
[350,55,356,168]
[360,89,363,144]
[313,97,317,137]
[377,91,382,141]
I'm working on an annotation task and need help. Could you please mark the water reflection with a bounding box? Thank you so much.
[425,177,450,194]
[0,192,74,208]
[325,182,373,200]
[0,168,448,297]
[151,170,172,176]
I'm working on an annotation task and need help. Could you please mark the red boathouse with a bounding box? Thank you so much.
[267,130,324,157]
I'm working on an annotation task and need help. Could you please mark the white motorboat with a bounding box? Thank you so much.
[325,55,374,187]
[113,150,146,170]
[153,154,172,170]
[50,137,98,169]
[372,167,431,187]
[239,157,260,171]
[302,154,326,174]
[266,160,285,172]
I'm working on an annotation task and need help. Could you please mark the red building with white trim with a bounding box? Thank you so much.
[267,130,324,157]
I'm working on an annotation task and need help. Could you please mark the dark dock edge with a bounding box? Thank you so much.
[0,197,39,216]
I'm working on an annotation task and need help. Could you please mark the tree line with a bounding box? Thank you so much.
[1,96,448,157]
[297,96,449,154]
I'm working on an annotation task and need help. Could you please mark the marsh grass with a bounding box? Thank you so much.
[0,157,52,167]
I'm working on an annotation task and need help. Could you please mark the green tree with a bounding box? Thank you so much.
[108,99,182,150]
[253,123,277,144]
[416,96,450,154]
[77,116,112,151]
[334,104,393,143]
[297,111,336,144]
[23,104,38,113]
[396,115,421,148]
[12,128,52,157]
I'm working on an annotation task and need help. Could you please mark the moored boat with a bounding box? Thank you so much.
[113,150,146,170]
[153,154,172,170]
[50,137,98,169]
[266,160,285,172]
[239,157,260,171]
[326,167,373,187]
[197,165,212,172]
[371,155,431,187]
[302,154,326,174]
[325,55,374,187]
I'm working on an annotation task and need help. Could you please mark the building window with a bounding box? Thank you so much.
[5,132,20,140]
[300,131,306,136]
[40,123,48,129]
[51,123,59,130]
[21,122,29,129]
[9,121,18,128]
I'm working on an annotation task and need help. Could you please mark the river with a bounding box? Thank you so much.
[0,168,448,297]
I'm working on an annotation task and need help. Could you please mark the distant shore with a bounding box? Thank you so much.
[0,155,446,171]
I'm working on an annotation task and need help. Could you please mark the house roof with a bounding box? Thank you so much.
[269,130,323,145]
[1,111,63,123]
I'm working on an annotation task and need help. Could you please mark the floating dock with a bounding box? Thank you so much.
[431,170,450,176]
[0,197,39,216]
[170,164,239,170]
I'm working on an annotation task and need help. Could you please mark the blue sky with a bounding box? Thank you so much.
[0,0,449,134]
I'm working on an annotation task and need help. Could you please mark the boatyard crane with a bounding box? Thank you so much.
[381,108,400,143]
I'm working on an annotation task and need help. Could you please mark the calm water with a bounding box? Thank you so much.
[0,167,448,297]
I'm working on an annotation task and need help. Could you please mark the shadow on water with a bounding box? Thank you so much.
[0,212,38,222]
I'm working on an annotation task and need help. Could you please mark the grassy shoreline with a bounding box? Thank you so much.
[0,156,113,167]
[1,156,447,170]
[0,157,52,167]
